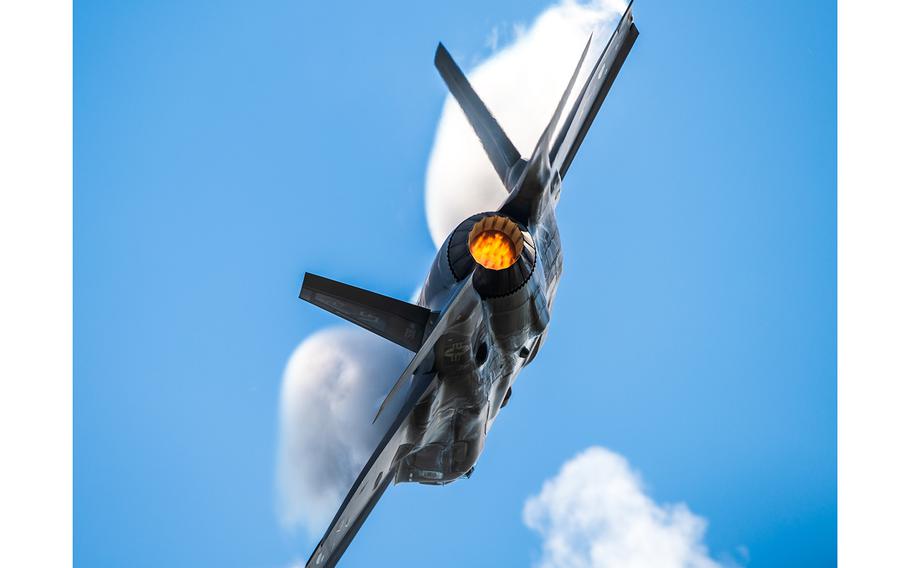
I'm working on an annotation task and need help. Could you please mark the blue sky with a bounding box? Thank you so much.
[75,1,835,566]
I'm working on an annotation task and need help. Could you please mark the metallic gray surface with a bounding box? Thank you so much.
[300,5,638,566]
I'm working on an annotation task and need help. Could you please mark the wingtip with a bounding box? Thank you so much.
[299,272,317,300]
[299,273,311,300]
[434,42,449,66]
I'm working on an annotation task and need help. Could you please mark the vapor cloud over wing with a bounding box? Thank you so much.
[524,447,729,568]
[425,0,628,247]
[277,327,409,534]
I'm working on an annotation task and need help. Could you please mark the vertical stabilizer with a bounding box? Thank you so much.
[434,43,523,189]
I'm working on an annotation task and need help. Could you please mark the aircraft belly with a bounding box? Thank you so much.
[396,365,491,484]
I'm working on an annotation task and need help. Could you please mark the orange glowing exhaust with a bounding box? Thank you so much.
[467,215,523,271]
[470,230,517,270]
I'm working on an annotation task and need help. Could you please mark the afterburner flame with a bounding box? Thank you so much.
[467,215,524,271]
[470,230,518,270]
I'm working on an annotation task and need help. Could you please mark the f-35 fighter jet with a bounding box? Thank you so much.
[299,5,637,567]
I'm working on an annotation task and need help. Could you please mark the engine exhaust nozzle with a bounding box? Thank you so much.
[445,212,536,298]
[467,215,524,271]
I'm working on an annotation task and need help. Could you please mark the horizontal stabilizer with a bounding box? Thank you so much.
[435,43,523,189]
[299,273,431,352]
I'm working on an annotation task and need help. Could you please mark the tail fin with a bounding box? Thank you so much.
[299,273,431,352]
[434,43,523,189]
[499,35,593,222]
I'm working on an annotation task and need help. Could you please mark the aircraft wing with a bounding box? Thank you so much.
[304,371,434,568]
[549,1,638,179]
[304,274,479,568]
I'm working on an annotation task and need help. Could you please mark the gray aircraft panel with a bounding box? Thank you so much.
[372,269,480,423]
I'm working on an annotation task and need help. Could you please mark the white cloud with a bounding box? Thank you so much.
[424,0,629,247]
[524,447,728,568]
[276,327,410,535]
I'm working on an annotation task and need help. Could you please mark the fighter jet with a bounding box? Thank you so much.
[298,5,638,567]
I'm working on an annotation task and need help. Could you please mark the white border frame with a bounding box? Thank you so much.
[839,0,910,565]
[2,1,909,565]
[0,1,72,566]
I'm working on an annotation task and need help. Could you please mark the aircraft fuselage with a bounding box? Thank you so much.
[397,194,563,484]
